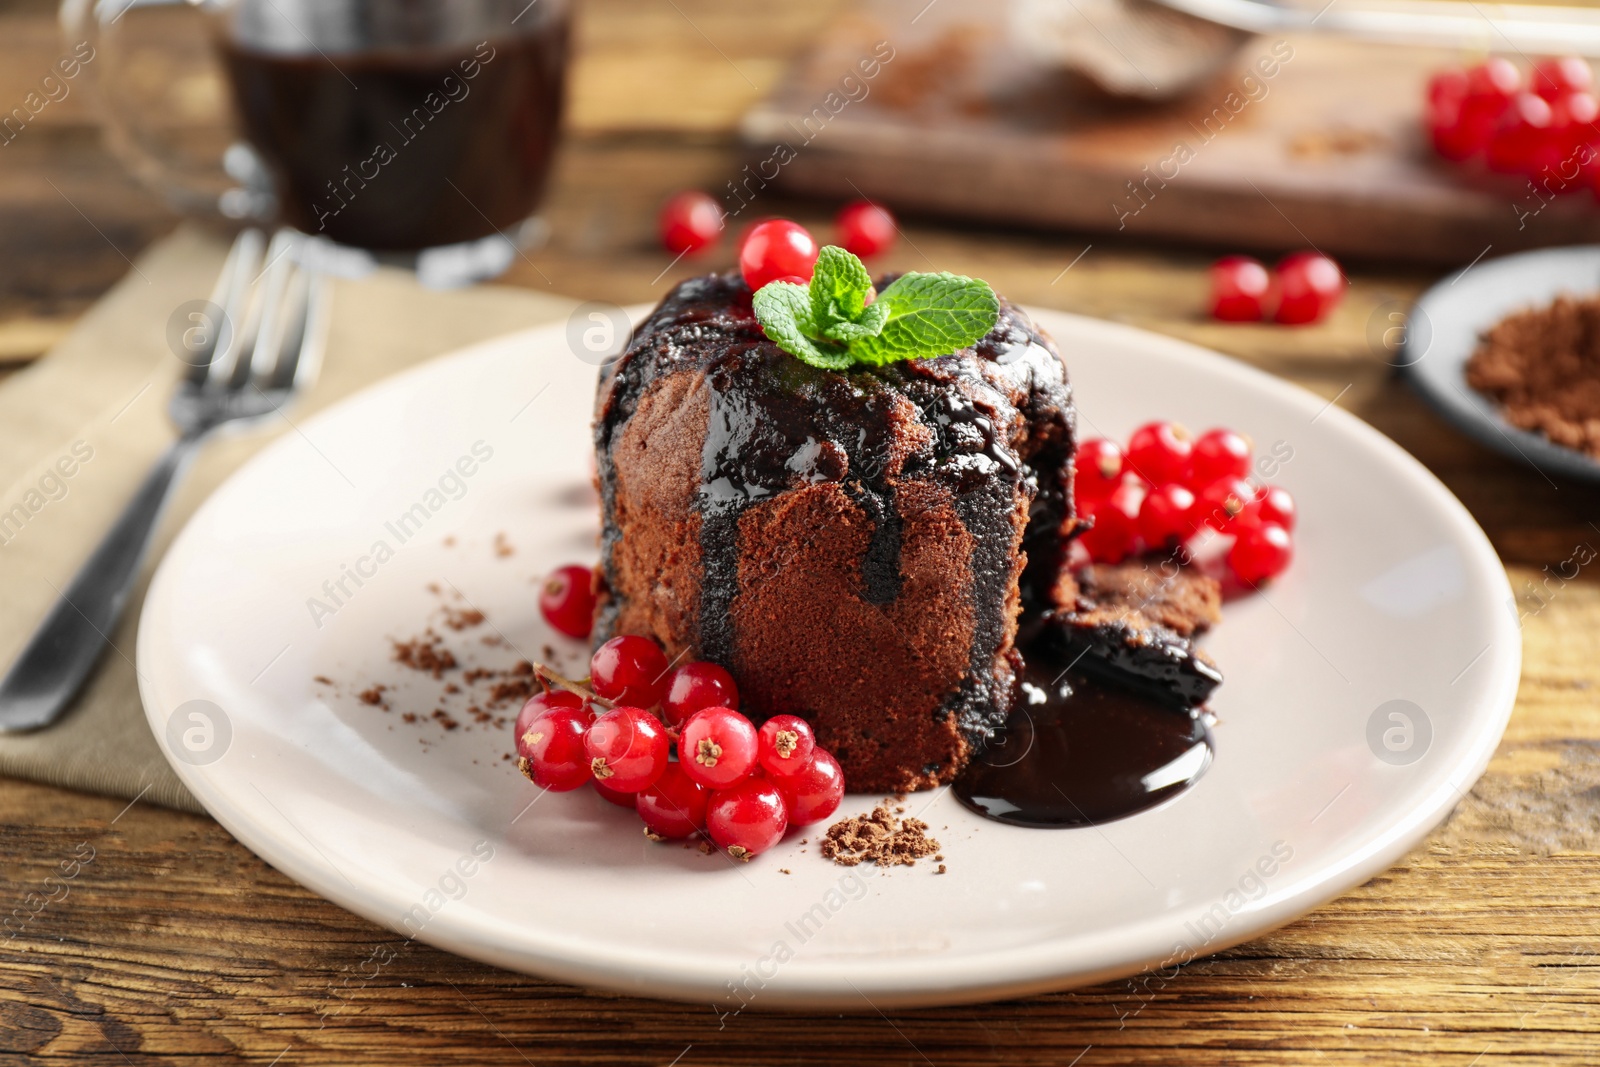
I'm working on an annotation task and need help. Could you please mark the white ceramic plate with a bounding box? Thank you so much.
[137,308,1520,1009]
[1405,244,1600,486]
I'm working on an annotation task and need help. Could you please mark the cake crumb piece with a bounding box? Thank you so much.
[779,868,791,875]
[393,632,458,678]
[820,804,941,868]
[313,675,334,686]
[936,864,947,875]
[443,535,456,547]
[494,532,514,557]
[357,684,387,706]
[442,606,485,631]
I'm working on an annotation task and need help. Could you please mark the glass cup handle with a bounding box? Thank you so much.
[59,0,274,219]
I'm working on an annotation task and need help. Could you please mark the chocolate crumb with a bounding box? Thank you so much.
[357,685,387,706]
[432,709,460,730]
[442,606,485,631]
[393,632,458,678]
[313,675,334,686]
[820,804,941,868]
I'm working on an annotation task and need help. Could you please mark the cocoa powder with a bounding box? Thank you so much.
[1466,293,1600,458]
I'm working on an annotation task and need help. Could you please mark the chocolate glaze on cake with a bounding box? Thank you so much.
[593,273,1076,792]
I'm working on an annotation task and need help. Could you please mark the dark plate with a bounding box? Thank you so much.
[1403,245,1600,488]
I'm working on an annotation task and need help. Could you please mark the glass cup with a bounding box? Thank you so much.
[62,0,571,286]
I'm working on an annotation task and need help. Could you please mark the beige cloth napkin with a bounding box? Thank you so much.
[0,225,577,813]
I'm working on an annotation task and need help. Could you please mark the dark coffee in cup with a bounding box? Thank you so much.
[218,11,568,251]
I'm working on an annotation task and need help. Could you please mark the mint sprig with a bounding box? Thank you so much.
[751,246,998,370]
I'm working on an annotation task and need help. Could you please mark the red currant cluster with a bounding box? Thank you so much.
[1208,252,1344,325]
[514,634,845,860]
[657,196,896,265]
[1074,422,1296,586]
[1427,56,1599,183]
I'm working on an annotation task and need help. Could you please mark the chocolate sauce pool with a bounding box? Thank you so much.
[954,636,1214,827]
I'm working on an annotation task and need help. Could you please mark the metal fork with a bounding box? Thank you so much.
[0,228,328,732]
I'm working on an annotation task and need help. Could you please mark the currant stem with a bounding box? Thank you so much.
[533,662,613,709]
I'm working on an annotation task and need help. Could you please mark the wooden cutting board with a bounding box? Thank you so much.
[740,1,1600,264]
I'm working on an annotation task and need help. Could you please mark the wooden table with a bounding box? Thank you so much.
[3,0,1599,1062]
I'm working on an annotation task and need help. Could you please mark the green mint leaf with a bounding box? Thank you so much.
[846,272,999,366]
[820,300,888,343]
[752,281,854,370]
[809,245,875,333]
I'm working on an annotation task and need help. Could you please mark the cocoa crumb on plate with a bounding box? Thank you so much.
[820,803,941,868]
[393,632,457,678]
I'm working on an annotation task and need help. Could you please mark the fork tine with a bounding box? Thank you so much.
[206,228,267,388]
[288,268,330,393]
[258,264,310,392]
[186,228,263,384]
[241,230,300,389]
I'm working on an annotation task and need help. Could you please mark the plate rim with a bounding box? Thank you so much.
[136,307,1522,1008]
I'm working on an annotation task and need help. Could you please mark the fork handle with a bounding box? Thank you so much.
[0,433,203,732]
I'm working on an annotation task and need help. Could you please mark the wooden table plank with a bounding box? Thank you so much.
[1,0,1598,1062]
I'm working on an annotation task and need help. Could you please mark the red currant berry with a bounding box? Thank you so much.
[1432,58,1521,159]
[1079,482,1141,563]
[1252,484,1296,532]
[593,777,638,807]
[661,661,740,727]
[1273,252,1344,325]
[1549,91,1599,161]
[539,565,596,640]
[635,762,710,839]
[1073,438,1124,511]
[1195,477,1256,532]
[1228,522,1294,585]
[1190,428,1252,487]
[583,706,669,792]
[1126,421,1193,485]
[772,747,845,826]
[1209,255,1271,322]
[589,635,669,707]
[1427,68,1469,111]
[679,706,759,790]
[514,688,583,748]
[1137,483,1198,550]
[739,220,819,292]
[1532,57,1593,101]
[757,714,817,777]
[1465,57,1522,109]
[1486,92,1555,174]
[516,702,596,792]
[706,779,789,860]
[835,200,897,258]
[658,190,723,255]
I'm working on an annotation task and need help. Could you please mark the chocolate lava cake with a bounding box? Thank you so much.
[593,272,1077,792]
